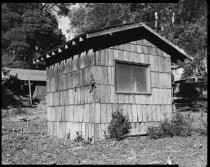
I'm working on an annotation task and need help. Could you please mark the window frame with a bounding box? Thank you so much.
[114,60,151,95]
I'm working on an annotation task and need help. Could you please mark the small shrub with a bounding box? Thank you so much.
[159,119,174,137]
[108,108,131,140]
[197,110,207,136]
[74,131,84,142]
[171,112,193,136]
[147,111,193,139]
[147,125,162,139]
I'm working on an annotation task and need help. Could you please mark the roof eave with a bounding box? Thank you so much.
[35,22,194,64]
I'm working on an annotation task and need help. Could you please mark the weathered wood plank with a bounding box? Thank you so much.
[57,75,62,91]
[89,123,94,140]
[104,49,109,66]
[50,77,55,92]
[107,67,112,85]
[56,91,60,106]
[136,105,142,122]
[63,74,67,90]
[49,93,53,107]
[61,60,65,75]
[168,104,172,120]
[156,105,161,122]
[106,104,112,123]
[94,123,99,142]
[149,88,154,104]
[136,45,142,53]
[152,105,157,122]
[78,105,83,122]
[68,122,74,139]
[84,104,89,123]
[141,105,147,122]
[67,72,73,89]
[167,58,171,73]
[89,49,95,66]
[113,49,119,60]
[159,105,165,121]
[72,55,78,71]
[47,107,51,121]
[81,123,86,140]
[108,49,114,66]
[60,106,65,121]
[145,105,151,122]
[64,105,71,122]
[94,103,101,123]
[92,84,99,103]
[110,85,115,103]
[80,104,85,122]
[90,103,95,123]
[85,123,90,139]
[68,58,73,73]
[68,89,72,105]
[77,105,82,122]
[59,91,64,106]
[100,50,106,66]
[46,67,50,79]
[85,50,91,67]
[132,104,138,122]
[140,95,145,104]
[98,124,104,141]
[95,51,101,65]
[126,104,132,122]
[100,85,106,103]
[54,106,60,121]
[74,105,79,122]
[102,66,108,84]
[100,103,107,124]
[50,65,54,79]
[105,85,110,103]
[54,63,58,76]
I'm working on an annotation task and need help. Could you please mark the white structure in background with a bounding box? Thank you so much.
[171,65,184,82]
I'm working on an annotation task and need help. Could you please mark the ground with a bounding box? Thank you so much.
[2,102,207,165]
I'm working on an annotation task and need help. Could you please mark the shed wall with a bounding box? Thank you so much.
[46,38,172,141]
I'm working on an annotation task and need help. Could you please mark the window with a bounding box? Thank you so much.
[115,61,151,94]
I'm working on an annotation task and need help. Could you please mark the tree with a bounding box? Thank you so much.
[66,2,207,79]
[2,3,66,69]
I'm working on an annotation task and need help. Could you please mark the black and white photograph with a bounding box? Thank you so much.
[2,2,207,165]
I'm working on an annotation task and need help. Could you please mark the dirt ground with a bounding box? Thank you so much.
[2,102,207,165]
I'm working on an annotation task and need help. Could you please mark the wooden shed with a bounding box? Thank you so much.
[2,68,46,101]
[34,22,193,141]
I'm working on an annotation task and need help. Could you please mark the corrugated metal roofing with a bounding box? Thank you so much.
[2,68,46,81]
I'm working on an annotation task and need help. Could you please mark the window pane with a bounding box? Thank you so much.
[132,65,148,93]
[116,63,131,92]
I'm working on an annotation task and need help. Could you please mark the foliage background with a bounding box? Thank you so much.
[2,2,207,79]
[2,3,66,69]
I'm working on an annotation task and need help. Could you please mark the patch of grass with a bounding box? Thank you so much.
[2,103,207,165]
[2,108,28,118]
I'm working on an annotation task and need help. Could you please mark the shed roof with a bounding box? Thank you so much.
[2,68,46,81]
[34,22,193,65]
